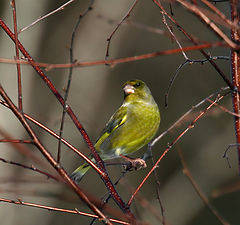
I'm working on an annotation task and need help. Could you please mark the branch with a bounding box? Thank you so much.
[176,0,240,50]
[0,85,112,225]
[57,0,94,163]
[0,157,60,182]
[177,148,230,225]
[128,94,225,206]
[105,0,139,59]
[230,0,240,174]
[0,99,105,178]
[11,0,22,110]
[0,197,130,225]
[18,0,76,33]
[0,18,132,216]
[0,42,227,70]
[152,0,234,91]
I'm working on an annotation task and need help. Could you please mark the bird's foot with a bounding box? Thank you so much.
[120,155,147,170]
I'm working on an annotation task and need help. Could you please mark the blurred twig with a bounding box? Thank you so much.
[0,157,61,181]
[146,143,166,225]
[212,180,240,198]
[176,0,239,50]
[0,127,51,168]
[153,87,230,146]
[200,0,239,31]
[177,147,230,225]
[206,97,240,117]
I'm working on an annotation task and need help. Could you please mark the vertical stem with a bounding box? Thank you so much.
[57,0,94,163]
[11,0,23,111]
[230,0,240,173]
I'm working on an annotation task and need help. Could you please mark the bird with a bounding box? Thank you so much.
[71,79,160,183]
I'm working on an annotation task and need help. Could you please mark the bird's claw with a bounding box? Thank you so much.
[130,158,147,170]
[120,155,147,171]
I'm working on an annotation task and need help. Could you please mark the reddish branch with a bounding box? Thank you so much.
[128,95,225,206]
[10,0,22,110]
[230,0,240,173]
[200,0,239,31]
[0,139,32,144]
[0,197,130,225]
[0,85,114,225]
[0,99,102,175]
[0,41,226,69]
[152,0,234,91]
[0,127,51,168]
[0,18,133,218]
[176,0,239,50]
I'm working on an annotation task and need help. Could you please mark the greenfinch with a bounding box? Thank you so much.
[71,79,160,183]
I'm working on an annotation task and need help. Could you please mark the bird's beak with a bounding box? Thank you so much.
[123,84,135,95]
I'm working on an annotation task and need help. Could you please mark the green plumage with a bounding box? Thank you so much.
[71,80,160,183]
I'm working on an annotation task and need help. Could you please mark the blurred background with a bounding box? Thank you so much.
[0,0,239,224]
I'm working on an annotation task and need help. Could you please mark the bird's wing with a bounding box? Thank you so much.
[95,106,127,150]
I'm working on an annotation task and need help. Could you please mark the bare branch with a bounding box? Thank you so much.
[18,0,76,33]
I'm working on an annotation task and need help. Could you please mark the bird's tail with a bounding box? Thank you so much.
[70,163,91,183]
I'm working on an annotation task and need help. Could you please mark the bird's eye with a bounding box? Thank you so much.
[134,82,141,87]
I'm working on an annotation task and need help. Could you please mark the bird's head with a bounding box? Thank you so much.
[122,79,153,102]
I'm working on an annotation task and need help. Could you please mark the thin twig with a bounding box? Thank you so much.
[200,0,240,32]
[57,0,94,163]
[0,157,61,181]
[153,87,230,146]
[176,0,239,50]
[11,0,22,110]
[146,144,166,225]
[105,0,139,59]
[206,98,240,117]
[152,0,234,91]
[222,143,240,168]
[177,148,230,225]
[18,0,76,33]
[128,94,225,206]
[165,56,230,106]
[0,197,129,225]
[161,2,188,60]
[0,127,51,168]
